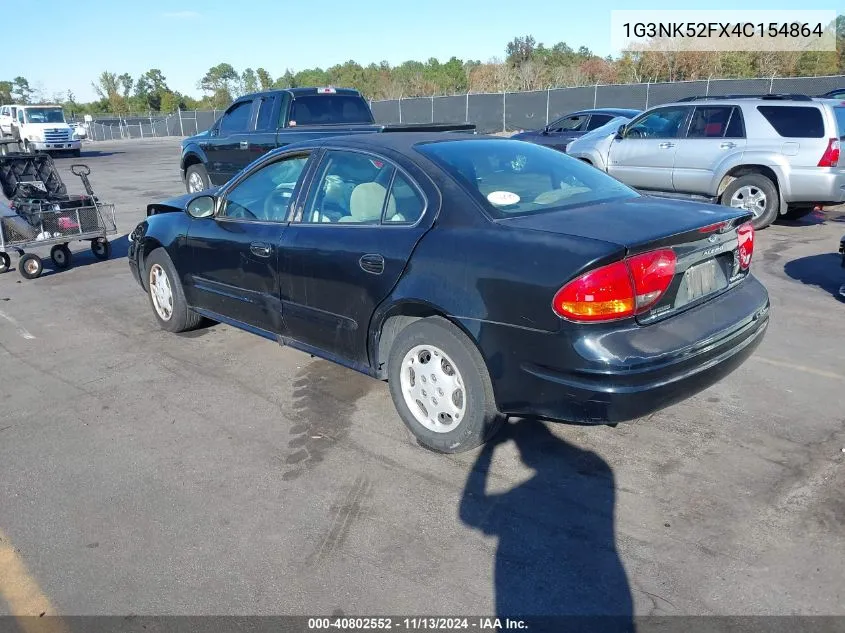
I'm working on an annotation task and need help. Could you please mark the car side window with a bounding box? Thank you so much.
[625,106,690,139]
[299,150,396,224]
[17,110,24,124]
[220,154,310,222]
[586,114,613,131]
[686,106,736,138]
[218,100,253,135]
[384,172,425,224]
[550,114,587,132]
[255,96,276,132]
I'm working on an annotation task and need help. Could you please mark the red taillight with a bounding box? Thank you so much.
[737,221,754,270]
[552,249,677,322]
[818,138,840,167]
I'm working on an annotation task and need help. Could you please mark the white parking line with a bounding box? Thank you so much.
[0,310,35,340]
[753,356,844,381]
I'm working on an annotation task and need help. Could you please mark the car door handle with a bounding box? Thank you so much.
[720,142,737,149]
[359,253,385,275]
[250,241,272,258]
[658,142,675,149]
[240,140,249,149]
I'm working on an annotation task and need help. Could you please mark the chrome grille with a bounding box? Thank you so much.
[43,128,70,142]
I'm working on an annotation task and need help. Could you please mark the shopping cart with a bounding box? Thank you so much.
[0,153,117,279]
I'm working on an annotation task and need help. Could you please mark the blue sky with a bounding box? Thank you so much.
[2,0,841,102]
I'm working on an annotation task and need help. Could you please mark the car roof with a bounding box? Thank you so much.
[565,108,641,116]
[279,131,503,155]
[237,87,362,100]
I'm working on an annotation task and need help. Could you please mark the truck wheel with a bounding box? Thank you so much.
[387,316,505,453]
[721,174,779,230]
[18,253,43,279]
[185,164,210,193]
[145,248,202,333]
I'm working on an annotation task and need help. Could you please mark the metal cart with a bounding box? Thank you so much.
[0,153,117,279]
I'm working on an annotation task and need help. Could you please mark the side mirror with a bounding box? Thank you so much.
[186,195,215,218]
[615,124,627,140]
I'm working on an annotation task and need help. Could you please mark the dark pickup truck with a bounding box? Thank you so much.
[180,86,476,192]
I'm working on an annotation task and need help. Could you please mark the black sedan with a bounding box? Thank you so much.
[128,132,769,453]
[510,108,642,152]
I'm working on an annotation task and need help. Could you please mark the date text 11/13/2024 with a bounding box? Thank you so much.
[307,617,528,630]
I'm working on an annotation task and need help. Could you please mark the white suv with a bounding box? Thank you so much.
[571,94,845,229]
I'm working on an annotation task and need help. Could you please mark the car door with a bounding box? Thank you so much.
[247,93,283,160]
[607,105,692,191]
[0,107,9,134]
[184,150,315,337]
[672,105,747,195]
[203,98,256,185]
[278,148,432,367]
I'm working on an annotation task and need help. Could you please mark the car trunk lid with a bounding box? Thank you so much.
[496,196,754,324]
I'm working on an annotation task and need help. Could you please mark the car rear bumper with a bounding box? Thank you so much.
[482,275,770,424]
[785,167,845,204]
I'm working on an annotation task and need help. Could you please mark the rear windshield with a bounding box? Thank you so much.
[416,138,639,219]
[834,107,845,140]
[757,105,824,138]
[289,95,374,126]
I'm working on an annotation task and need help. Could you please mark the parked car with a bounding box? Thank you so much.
[129,132,769,453]
[565,115,635,171]
[180,86,475,193]
[819,88,845,99]
[510,108,642,152]
[580,94,845,229]
[839,234,845,299]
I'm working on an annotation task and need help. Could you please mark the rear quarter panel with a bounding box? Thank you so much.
[386,222,624,337]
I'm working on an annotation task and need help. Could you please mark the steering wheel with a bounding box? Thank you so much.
[263,185,295,222]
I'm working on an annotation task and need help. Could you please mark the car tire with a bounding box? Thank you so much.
[145,248,202,333]
[18,253,43,279]
[0,252,10,273]
[780,205,816,221]
[387,316,505,453]
[721,174,779,230]
[185,164,210,193]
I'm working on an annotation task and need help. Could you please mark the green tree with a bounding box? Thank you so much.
[241,68,258,94]
[199,63,239,107]
[0,81,12,104]
[256,68,273,90]
[12,77,33,103]
[93,71,127,113]
[506,36,536,65]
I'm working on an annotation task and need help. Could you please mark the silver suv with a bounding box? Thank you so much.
[572,94,845,229]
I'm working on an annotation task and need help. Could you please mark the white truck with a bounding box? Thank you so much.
[0,104,81,156]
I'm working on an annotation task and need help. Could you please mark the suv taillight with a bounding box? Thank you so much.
[818,138,840,167]
[552,249,677,322]
[737,222,754,270]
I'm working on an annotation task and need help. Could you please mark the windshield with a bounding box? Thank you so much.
[416,138,639,218]
[24,107,66,124]
[289,95,374,126]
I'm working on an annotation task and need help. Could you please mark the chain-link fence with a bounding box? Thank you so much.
[78,74,845,141]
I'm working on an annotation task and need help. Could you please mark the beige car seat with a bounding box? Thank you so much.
[339,182,406,223]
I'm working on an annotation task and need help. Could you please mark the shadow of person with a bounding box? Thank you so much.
[459,419,633,632]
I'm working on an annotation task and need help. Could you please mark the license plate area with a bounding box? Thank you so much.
[674,257,729,309]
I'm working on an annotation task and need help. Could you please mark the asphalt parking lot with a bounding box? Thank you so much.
[1,138,844,618]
